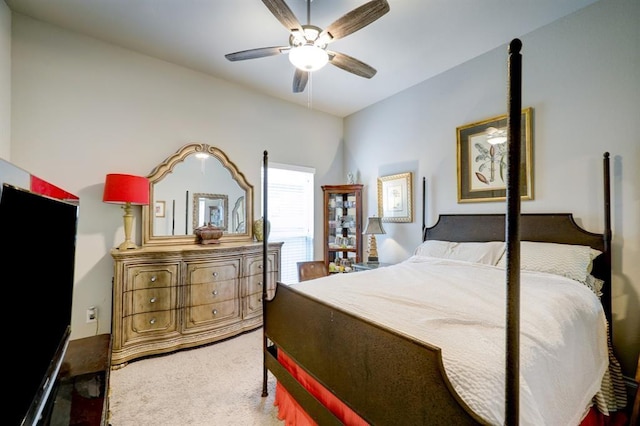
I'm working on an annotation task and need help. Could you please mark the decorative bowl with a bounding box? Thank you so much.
[194,223,223,244]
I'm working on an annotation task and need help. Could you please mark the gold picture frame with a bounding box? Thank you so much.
[377,172,413,223]
[457,107,533,203]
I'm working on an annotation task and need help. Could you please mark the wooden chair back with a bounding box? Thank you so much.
[297,261,328,282]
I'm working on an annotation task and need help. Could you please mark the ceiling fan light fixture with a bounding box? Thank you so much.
[225,0,390,92]
[289,44,329,71]
[290,29,305,45]
[303,26,320,41]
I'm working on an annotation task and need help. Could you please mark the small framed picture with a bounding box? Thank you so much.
[377,172,413,223]
[155,201,165,218]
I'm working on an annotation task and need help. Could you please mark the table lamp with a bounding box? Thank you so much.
[103,173,150,250]
[363,216,386,263]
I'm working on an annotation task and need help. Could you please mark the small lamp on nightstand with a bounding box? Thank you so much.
[363,216,386,264]
[103,173,150,250]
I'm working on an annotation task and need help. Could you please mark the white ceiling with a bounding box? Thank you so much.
[6,0,598,117]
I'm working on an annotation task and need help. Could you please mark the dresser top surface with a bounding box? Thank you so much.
[111,241,283,258]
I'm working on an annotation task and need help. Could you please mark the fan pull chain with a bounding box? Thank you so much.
[307,73,313,109]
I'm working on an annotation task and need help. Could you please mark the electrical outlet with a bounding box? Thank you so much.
[86,306,97,323]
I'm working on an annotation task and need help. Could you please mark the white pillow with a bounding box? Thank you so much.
[414,240,505,265]
[496,241,602,283]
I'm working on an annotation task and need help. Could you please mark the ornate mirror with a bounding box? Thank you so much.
[142,143,253,246]
[192,193,228,230]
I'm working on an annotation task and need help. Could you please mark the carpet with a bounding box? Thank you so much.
[108,329,283,425]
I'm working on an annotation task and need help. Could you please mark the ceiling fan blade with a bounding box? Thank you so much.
[320,0,390,42]
[328,51,377,78]
[225,46,289,61]
[262,0,303,33]
[293,68,309,93]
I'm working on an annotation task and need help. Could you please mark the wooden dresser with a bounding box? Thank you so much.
[110,241,282,367]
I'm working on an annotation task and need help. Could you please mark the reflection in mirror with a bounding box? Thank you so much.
[232,196,245,233]
[193,193,228,231]
[142,143,253,246]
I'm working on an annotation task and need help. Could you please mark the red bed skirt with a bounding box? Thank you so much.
[275,349,368,426]
[581,408,628,426]
[274,350,627,426]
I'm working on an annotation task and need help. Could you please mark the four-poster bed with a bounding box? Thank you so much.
[259,39,624,425]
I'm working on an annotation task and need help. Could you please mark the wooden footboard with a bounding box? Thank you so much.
[264,283,487,425]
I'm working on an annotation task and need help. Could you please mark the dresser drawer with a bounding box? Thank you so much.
[245,252,278,276]
[127,264,179,291]
[184,299,240,330]
[188,279,238,307]
[246,272,277,296]
[124,286,176,316]
[244,291,263,319]
[186,260,240,285]
[123,309,178,339]
[246,256,267,276]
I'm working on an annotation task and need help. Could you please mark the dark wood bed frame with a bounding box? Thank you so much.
[259,39,613,425]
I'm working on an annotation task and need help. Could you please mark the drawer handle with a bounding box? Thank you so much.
[149,318,156,325]
[258,282,262,287]
[150,276,157,282]
[212,309,218,315]
[258,264,263,269]
[212,290,218,296]
[150,297,156,303]
[258,298,262,303]
[212,272,218,278]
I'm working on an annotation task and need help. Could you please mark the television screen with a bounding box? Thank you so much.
[0,183,78,425]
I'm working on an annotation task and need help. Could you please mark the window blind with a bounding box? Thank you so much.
[263,164,315,283]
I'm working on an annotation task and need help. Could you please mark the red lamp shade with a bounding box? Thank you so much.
[103,174,149,205]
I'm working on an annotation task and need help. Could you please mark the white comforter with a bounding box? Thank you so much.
[290,256,608,426]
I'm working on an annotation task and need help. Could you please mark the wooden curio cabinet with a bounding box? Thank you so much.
[322,184,363,270]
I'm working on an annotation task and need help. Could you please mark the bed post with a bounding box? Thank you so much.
[422,176,426,238]
[603,152,612,327]
[505,38,523,426]
[262,150,269,398]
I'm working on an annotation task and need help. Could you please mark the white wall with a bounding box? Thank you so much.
[0,1,10,158]
[10,14,343,342]
[345,0,639,377]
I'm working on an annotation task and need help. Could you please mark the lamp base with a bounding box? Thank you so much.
[367,234,380,264]
[118,240,138,250]
[118,203,138,250]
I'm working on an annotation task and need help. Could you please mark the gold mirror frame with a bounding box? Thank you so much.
[142,143,253,246]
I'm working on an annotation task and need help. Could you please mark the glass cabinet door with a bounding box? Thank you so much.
[322,184,363,272]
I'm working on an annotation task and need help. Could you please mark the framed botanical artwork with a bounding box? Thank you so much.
[154,201,166,218]
[377,172,413,223]
[457,107,533,203]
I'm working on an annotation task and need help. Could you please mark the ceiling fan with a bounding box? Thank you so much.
[225,0,390,93]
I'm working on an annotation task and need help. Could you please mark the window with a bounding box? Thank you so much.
[262,163,315,283]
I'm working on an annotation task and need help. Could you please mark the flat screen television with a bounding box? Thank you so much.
[1,183,78,425]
